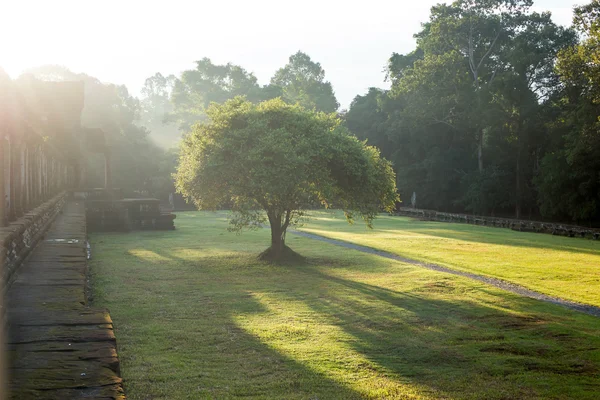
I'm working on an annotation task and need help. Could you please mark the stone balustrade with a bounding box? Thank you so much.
[0,192,66,289]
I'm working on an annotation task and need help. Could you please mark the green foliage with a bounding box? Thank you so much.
[142,52,341,208]
[535,1,600,222]
[345,88,394,160]
[270,51,339,113]
[345,0,579,221]
[139,72,180,148]
[458,166,512,215]
[170,58,268,131]
[175,98,398,256]
[165,52,339,137]
[559,0,600,104]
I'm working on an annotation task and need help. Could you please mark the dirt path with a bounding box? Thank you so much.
[291,230,600,318]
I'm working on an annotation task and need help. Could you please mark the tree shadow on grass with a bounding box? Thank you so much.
[292,264,600,399]
[93,246,364,399]
[94,229,600,400]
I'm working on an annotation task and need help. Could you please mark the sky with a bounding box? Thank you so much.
[0,0,582,109]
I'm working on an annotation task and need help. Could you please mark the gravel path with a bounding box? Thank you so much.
[291,230,600,318]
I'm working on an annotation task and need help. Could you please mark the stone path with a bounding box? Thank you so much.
[6,201,124,399]
[291,230,600,318]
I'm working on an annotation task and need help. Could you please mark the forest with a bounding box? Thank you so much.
[21,0,600,224]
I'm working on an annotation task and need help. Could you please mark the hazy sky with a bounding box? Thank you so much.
[1,0,581,109]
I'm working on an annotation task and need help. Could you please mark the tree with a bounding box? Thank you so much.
[170,58,268,130]
[344,88,394,160]
[480,12,575,218]
[415,0,535,173]
[139,72,179,148]
[271,51,339,113]
[343,0,574,217]
[559,0,600,104]
[175,98,398,260]
[535,0,600,223]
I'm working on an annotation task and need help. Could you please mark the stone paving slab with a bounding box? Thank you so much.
[6,201,124,399]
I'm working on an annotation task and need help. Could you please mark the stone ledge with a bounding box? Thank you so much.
[1,192,67,287]
[6,200,125,399]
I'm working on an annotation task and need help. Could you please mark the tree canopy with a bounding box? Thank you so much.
[535,0,600,221]
[25,0,599,227]
[345,0,588,222]
[139,72,179,148]
[270,51,339,113]
[175,98,397,260]
[154,51,339,145]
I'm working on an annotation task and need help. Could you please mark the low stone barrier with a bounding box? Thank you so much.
[396,207,600,240]
[0,192,67,288]
[0,192,67,390]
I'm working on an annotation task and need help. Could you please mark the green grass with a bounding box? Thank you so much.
[91,212,600,399]
[299,211,600,307]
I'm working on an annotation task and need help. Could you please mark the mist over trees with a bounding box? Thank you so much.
[139,73,178,148]
[19,0,599,225]
[22,65,166,196]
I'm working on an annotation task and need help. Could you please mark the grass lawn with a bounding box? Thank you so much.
[91,212,600,399]
[300,211,600,307]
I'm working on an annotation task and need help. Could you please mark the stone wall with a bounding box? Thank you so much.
[397,207,600,240]
[0,192,67,288]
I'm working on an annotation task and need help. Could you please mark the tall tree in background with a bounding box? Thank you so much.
[536,0,600,223]
[414,0,534,173]
[345,88,394,160]
[373,0,536,214]
[139,72,179,148]
[148,51,338,140]
[271,51,339,113]
[346,0,575,218]
[170,58,267,131]
[488,12,575,217]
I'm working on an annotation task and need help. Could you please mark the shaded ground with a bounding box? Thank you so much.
[90,212,600,400]
[7,201,124,400]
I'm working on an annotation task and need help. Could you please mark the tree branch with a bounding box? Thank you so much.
[476,30,501,73]
[488,69,498,85]
[468,23,477,78]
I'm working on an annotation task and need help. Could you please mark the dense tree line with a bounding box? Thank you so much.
[24,1,597,225]
[17,52,339,202]
[136,0,598,225]
[140,51,338,139]
[138,52,339,201]
[346,0,600,224]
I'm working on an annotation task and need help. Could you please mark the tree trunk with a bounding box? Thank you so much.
[478,132,484,173]
[515,151,521,220]
[270,222,285,256]
[515,118,523,220]
[267,212,286,259]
